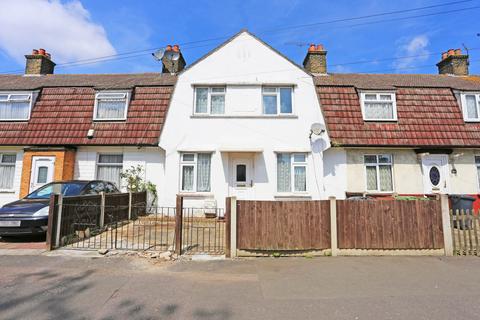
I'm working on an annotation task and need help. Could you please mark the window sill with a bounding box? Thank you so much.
[0,189,15,194]
[363,119,398,122]
[190,114,298,119]
[93,119,127,122]
[178,192,214,198]
[274,193,311,198]
[464,119,480,123]
[0,119,29,122]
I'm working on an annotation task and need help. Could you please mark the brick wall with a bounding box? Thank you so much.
[19,149,76,198]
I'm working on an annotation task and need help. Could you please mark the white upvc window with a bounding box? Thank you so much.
[96,154,123,188]
[364,154,394,192]
[94,92,130,121]
[475,156,480,189]
[0,92,34,121]
[461,93,480,122]
[194,87,225,115]
[180,153,212,192]
[0,153,16,190]
[262,87,293,115]
[277,153,307,193]
[360,92,397,121]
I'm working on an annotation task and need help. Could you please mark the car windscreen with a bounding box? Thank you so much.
[26,182,87,199]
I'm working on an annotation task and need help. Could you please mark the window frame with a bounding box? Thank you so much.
[179,152,212,193]
[0,92,34,121]
[363,154,394,193]
[193,87,226,115]
[95,153,124,188]
[475,155,480,190]
[460,93,480,122]
[93,91,130,121]
[360,91,397,122]
[276,152,308,194]
[262,86,294,115]
[0,153,17,191]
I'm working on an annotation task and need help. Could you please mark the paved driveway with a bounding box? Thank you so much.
[0,255,479,319]
[0,235,45,250]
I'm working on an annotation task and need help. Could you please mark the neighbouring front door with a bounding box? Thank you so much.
[422,154,448,194]
[230,157,254,200]
[30,156,55,192]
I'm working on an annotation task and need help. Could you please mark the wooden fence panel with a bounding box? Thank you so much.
[451,210,479,256]
[237,200,331,251]
[337,200,443,250]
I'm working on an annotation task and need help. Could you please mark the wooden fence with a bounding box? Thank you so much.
[236,200,331,251]
[337,200,444,250]
[450,210,479,256]
[47,191,147,250]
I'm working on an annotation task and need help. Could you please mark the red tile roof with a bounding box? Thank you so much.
[0,81,175,146]
[316,74,480,147]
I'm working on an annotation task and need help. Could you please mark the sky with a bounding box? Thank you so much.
[0,0,478,75]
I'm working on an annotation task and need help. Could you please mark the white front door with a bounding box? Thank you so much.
[422,155,448,194]
[230,157,254,200]
[30,156,55,192]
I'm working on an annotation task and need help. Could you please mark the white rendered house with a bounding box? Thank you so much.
[158,31,335,208]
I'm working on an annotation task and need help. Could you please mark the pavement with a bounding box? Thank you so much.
[0,254,479,320]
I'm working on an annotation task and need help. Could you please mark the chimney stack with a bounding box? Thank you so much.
[303,44,327,74]
[25,49,55,75]
[436,48,469,76]
[162,44,186,74]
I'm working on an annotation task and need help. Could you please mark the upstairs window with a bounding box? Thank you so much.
[0,93,33,121]
[364,154,393,192]
[195,87,225,115]
[360,92,397,121]
[277,153,307,193]
[180,153,211,192]
[0,154,16,190]
[461,93,480,122]
[94,92,129,121]
[96,154,123,188]
[262,87,293,115]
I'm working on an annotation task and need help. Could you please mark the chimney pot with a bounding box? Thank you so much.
[38,48,46,56]
[166,44,172,51]
[32,49,39,55]
[173,44,179,52]
[161,44,186,74]
[303,43,327,74]
[437,47,469,76]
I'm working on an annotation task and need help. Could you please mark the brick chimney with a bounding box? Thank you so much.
[25,49,55,75]
[303,44,327,74]
[436,48,469,76]
[162,44,186,74]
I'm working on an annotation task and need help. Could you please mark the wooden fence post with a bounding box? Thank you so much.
[329,196,338,256]
[128,191,132,220]
[230,197,237,258]
[225,197,231,258]
[46,194,59,251]
[175,195,183,255]
[440,194,453,256]
[54,194,63,248]
[99,192,105,228]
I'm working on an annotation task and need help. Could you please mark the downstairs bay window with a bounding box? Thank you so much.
[0,154,16,190]
[277,153,307,193]
[180,153,211,192]
[96,154,123,188]
[364,154,393,192]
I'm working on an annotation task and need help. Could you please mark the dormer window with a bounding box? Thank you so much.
[194,87,225,115]
[262,87,293,115]
[461,93,480,122]
[94,92,129,121]
[0,92,33,121]
[360,92,397,121]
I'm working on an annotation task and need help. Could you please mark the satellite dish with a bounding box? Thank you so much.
[165,50,180,61]
[310,123,325,135]
[152,48,165,61]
